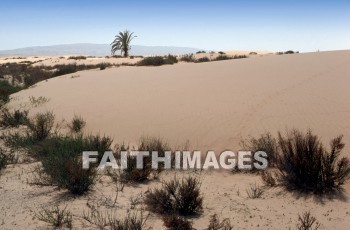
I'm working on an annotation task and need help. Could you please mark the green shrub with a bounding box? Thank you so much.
[40,134,112,195]
[68,115,86,133]
[52,64,78,77]
[145,176,203,216]
[27,112,55,142]
[0,108,29,128]
[0,80,23,103]
[277,130,350,193]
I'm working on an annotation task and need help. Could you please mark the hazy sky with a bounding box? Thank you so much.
[0,0,349,51]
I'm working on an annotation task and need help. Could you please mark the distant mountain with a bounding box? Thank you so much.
[0,44,203,56]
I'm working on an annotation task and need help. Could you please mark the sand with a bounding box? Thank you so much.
[1,50,350,229]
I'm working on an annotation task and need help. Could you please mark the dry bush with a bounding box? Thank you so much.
[68,114,86,133]
[27,112,55,142]
[207,214,233,230]
[246,183,264,199]
[261,171,276,187]
[0,108,29,128]
[241,132,278,166]
[35,205,72,229]
[145,176,203,216]
[121,136,170,182]
[277,130,350,193]
[296,211,320,230]
[163,214,193,230]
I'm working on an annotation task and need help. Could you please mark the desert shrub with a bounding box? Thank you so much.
[218,51,226,55]
[207,214,233,230]
[83,209,148,230]
[0,108,29,128]
[241,132,278,166]
[163,214,193,230]
[214,55,231,61]
[121,136,170,182]
[196,57,210,63]
[23,66,52,87]
[196,51,206,54]
[249,52,258,55]
[296,211,320,230]
[261,171,276,187]
[277,130,350,193]
[40,134,112,194]
[233,55,248,59]
[165,54,178,64]
[0,80,23,103]
[0,148,16,171]
[137,56,165,66]
[35,205,72,228]
[68,55,86,60]
[137,55,177,66]
[52,64,78,77]
[27,112,55,142]
[29,96,50,107]
[68,115,86,133]
[246,183,264,199]
[179,54,195,63]
[98,62,111,70]
[284,50,295,54]
[145,176,203,216]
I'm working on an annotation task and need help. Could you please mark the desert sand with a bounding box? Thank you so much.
[1,50,350,229]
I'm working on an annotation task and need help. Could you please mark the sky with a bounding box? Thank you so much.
[0,0,349,52]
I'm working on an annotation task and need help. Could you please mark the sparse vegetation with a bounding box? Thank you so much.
[68,55,87,60]
[137,55,178,66]
[296,211,320,230]
[241,132,278,166]
[68,115,86,133]
[246,183,264,199]
[0,80,23,103]
[121,136,170,182]
[261,171,276,187]
[83,209,148,230]
[35,205,72,229]
[207,214,233,230]
[179,54,195,63]
[218,51,226,55]
[163,214,193,230]
[0,148,16,172]
[277,130,350,194]
[196,51,206,54]
[26,112,55,142]
[0,108,29,128]
[40,134,112,194]
[145,176,203,216]
[196,57,210,63]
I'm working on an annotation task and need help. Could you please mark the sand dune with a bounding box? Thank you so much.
[2,50,350,229]
[9,50,350,154]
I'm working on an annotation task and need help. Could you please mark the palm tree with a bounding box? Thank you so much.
[110,30,136,57]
